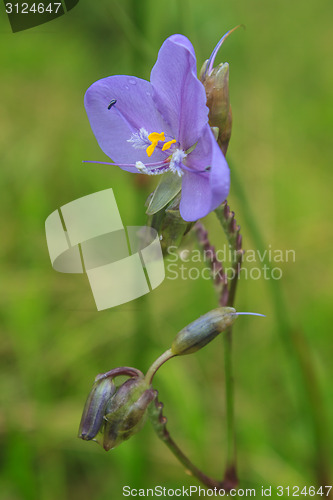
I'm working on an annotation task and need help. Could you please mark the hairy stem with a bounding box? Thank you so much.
[214,203,244,485]
[195,208,243,486]
[215,202,244,308]
[194,222,228,304]
[149,397,225,490]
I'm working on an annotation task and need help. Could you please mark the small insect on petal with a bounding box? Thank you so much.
[107,99,117,110]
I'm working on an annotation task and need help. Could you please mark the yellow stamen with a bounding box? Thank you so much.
[146,143,156,157]
[146,132,165,157]
[148,132,165,143]
[162,139,176,151]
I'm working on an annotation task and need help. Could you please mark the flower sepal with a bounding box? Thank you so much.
[103,378,156,451]
[146,170,182,216]
[147,192,195,255]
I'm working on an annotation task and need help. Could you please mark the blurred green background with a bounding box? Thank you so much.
[0,0,332,498]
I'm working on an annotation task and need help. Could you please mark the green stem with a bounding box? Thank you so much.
[147,347,233,490]
[214,205,243,485]
[145,349,174,385]
[195,212,241,485]
[229,158,331,492]
[146,349,222,487]
[145,348,220,488]
[223,327,235,471]
[162,434,221,489]
[225,237,242,477]
[148,397,224,490]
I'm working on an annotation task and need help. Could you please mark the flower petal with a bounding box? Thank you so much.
[150,35,209,150]
[84,76,170,171]
[179,126,230,221]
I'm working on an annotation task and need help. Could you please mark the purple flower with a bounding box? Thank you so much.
[84,35,230,222]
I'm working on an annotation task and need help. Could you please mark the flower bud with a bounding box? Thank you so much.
[171,307,237,356]
[78,368,156,451]
[102,377,156,451]
[200,61,232,156]
[199,28,242,155]
[78,374,116,441]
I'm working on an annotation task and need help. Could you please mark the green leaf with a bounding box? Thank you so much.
[146,171,182,215]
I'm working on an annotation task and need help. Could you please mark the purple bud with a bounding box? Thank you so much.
[78,375,116,441]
